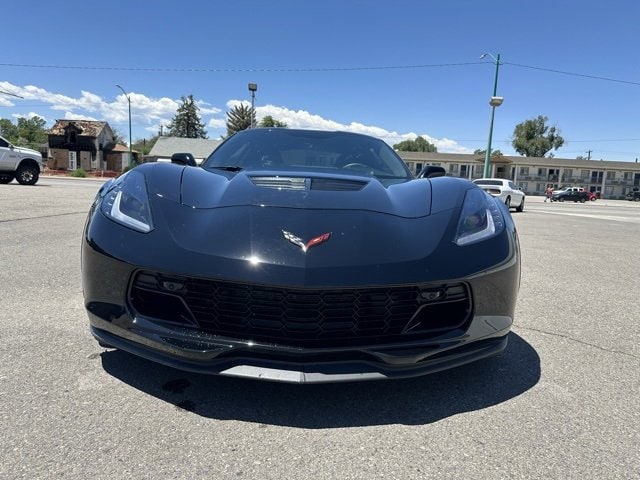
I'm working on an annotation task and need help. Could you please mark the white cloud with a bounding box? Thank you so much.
[208,118,226,128]
[0,82,471,154]
[249,105,472,154]
[63,111,97,121]
[11,111,48,122]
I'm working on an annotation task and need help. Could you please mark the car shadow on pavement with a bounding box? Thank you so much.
[100,332,540,428]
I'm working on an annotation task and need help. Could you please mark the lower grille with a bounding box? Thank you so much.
[130,271,472,347]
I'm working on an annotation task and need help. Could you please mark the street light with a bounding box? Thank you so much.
[115,84,133,168]
[480,53,503,178]
[248,83,257,128]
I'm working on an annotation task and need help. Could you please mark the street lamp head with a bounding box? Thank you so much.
[479,53,487,59]
[248,83,257,92]
[489,96,504,107]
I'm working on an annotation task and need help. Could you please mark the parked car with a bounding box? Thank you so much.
[626,190,640,201]
[552,186,584,195]
[82,128,521,383]
[551,190,590,202]
[586,191,597,201]
[472,178,525,212]
[0,135,44,185]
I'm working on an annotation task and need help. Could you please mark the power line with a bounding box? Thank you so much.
[0,61,484,73]
[504,62,640,87]
[2,60,639,87]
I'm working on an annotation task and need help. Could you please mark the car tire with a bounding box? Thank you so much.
[559,197,564,202]
[0,174,14,184]
[580,198,586,203]
[635,197,640,202]
[504,196,511,208]
[15,165,39,185]
[516,197,525,212]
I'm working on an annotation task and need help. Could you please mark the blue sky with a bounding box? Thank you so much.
[2,0,639,161]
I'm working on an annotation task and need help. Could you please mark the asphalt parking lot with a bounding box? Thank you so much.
[1,177,638,479]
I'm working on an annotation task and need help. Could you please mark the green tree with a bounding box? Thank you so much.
[226,104,255,136]
[132,135,159,155]
[393,136,437,152]
[0,116,48,150]
[512,115,565,158]
[474,148,503,157]
[258,115,287,128]
[167,95,208,138]
[112,128,127,145]
[0,118,19,140]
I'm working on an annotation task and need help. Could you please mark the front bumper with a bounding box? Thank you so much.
[89,315,510,383]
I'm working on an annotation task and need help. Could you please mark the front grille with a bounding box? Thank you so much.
[130,271,472,347]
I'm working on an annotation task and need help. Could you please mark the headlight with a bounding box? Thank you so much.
[100,170,154,233]
[454,187,505,246]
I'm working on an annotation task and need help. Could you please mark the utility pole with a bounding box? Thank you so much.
[586,150,592,161]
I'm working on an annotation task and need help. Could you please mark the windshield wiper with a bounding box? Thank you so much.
[211,165,243,172]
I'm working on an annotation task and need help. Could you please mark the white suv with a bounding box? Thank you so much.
[0,135,44,185]
[473,178,526,212]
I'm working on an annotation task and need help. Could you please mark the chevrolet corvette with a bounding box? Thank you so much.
[82,128,520,383]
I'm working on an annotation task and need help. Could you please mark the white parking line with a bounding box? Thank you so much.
[532,209,636,223]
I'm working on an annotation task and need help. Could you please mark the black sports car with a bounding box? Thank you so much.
[82,128,520,383]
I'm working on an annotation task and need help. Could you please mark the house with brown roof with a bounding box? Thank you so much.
[47,120,136,172]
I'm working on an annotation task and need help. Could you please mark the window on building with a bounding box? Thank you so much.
[624,172,632,180]
[519,182,528,192]
[581,170,589,179]
[605,186,614,195]
[519,166,529,175]
[606,171,616,180]
[564,169,572,179]
[416,163,423,175]
[538,168,545,176]
[537,183,547,192]
[449,164,458,173]
[591,171,604,183]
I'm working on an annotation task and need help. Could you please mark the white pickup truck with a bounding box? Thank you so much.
[0,135,44,185]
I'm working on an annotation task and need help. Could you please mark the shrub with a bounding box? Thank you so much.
[70,168,87,178]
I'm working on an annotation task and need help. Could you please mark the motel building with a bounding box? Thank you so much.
[398,151,640,199]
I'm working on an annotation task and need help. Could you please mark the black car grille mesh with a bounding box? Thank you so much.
[130,271,472,347]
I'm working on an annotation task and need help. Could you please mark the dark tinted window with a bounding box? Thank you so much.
[202,129,412,180]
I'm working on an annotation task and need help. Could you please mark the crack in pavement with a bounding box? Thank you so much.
[0,211,88,223]
[513,324,640,361]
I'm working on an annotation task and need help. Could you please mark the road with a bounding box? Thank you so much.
[1,178,638,479]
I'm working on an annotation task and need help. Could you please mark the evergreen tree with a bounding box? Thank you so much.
[167,95,208,138]
[226,104,255,136]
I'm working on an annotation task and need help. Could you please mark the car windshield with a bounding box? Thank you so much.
[202,128,412,181]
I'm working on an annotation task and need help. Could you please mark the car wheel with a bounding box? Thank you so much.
[504,196,511,208]
[580,198,586,203]
[559,197,564,202]
[0,174,14,184]
[635,197,640,202]
[516,197,525,212]
[591,197,596,201]
[15,165,39,185]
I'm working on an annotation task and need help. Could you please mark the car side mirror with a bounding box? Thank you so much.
[171,152,197,167]
[417,166,446,179]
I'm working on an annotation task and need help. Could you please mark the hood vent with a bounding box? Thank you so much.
[310,178,367,191]
[249,176,306,190]
[249,176,367,192]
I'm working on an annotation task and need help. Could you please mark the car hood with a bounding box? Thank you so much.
[12,145,42,158]
[179,166,433,218]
